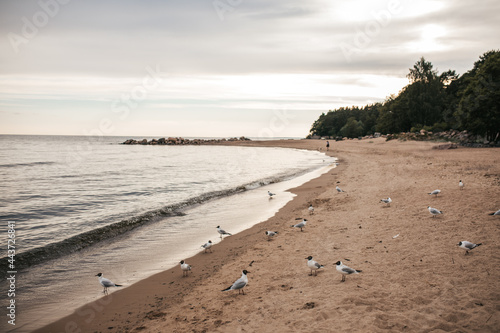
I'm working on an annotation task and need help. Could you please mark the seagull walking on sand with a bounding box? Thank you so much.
[380,197,392,207]
[268,191,276,199]
[335,261,361,282]
[95,273,122,295]
[308,204,314,215]
[291,219,307,231]
[180,260,192,276]
[488,209,500,216]
[222,270,250,295]
[216,226,232,239]
[336,186,344,193]
[265,231,278,240]
[306,256,324,276]
[428,189,441,197]
[457,241,482,255]
[201,240,213,253]
[459,180,464,190]
[428,206,443,218]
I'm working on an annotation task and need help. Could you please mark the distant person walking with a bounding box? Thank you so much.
[326,141,330,151]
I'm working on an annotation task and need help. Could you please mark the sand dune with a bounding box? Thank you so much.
[35,138,500,333]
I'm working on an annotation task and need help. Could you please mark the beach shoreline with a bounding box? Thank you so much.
[34,138,500,333]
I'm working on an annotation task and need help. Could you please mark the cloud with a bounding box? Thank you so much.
[0,0,498,136]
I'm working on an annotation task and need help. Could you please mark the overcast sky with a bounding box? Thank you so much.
[0,0,498,138]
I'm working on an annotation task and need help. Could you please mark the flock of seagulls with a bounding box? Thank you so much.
[96,179,496,296]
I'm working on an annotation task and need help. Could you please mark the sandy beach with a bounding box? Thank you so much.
[35,138,500,333]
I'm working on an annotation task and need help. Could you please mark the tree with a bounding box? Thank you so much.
[340,117,363,138]
[407,57,438,84]
[456,50,500,142]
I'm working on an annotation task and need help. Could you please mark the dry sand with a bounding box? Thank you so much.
[36,138,500,333]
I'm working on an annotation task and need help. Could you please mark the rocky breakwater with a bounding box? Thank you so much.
[122,136,251,145]
[386,129,499,148]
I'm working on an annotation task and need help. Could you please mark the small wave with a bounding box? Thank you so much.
[0,161,57,168]
[0,159,332,275]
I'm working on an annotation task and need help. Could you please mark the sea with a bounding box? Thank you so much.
[0,135,336,332]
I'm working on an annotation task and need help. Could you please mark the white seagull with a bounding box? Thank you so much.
[291,219,307,231]
[306,256,324,276]
[457,241,482,255]
[180,260,191,277]
[268,191,276,198]
[488,209,500,216]
[308,204,314,215]
[201,240,213,253]
[335,261,361,282]
[265,231,278,240]
[428,206,443,217]
[459,180,464,190]
[95,273,122,294]
[216,226,232,239]
[428,189,441,197]
[336,186,344,193]
[380,197,392,207]
[222,270,250,294]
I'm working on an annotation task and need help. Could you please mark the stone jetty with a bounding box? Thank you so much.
[122,136,251,145]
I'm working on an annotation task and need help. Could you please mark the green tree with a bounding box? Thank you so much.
[456,50,500,142]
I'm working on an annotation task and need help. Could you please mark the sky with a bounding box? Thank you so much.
[0,0,499,138]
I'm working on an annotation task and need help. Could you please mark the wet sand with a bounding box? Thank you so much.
[35,138,500,333]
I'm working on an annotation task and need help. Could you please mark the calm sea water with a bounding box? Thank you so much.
[0,135,335,332]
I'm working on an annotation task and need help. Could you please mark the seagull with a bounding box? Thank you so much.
[222,270,250,295]
[459,180,464,190]
[306,256,324,276]
[457,241,482,255]
[291,219,307,231]
[268,191,276,199]
[265,231,278,240]
[216,226,232,239]
[380,197,392,207]
[180,260,191,277]
[336,186,344,193]
[428,206,443,217]
[335,261,361,282]
[488,209,500,216]
[308,204,314,215]
[428,189,441,197]
[201,240,213,253]
[95,273,122,295]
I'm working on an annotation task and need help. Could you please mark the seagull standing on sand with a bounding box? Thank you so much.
[428,189,441,197]
[308,204,314,215]
[459,180,464,190]
[380,197,392,207]
[488,209,500,216]
[335,261,361,282]
[428,206,443,217]
[265,231,278,240]
[201,240,213,253]
[95,273,122,294]
[222,270,250,295]
[216,226,232,239]
[336,186,344,193]
[306,256,324,276]
[268,191,276,199]
[180,260,191,276]
[457,241,482,255]
[291,219,307,231]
